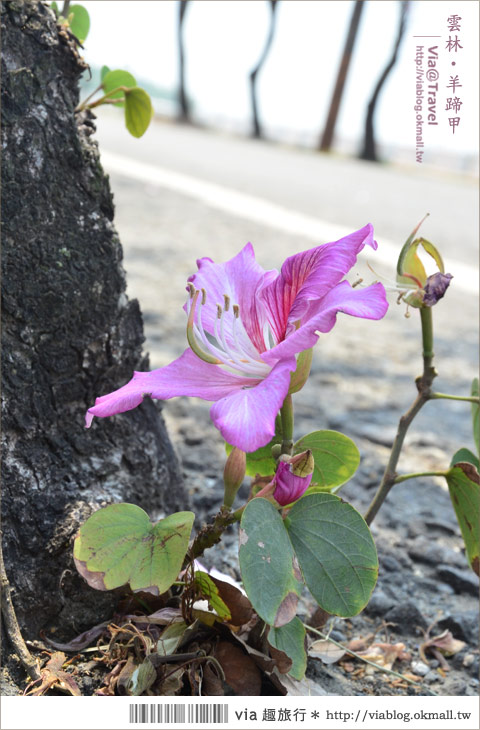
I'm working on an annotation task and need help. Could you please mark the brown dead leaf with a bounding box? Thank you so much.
[201,662,225,696]
[214,641,261,695]
[210,577,253,627]
[24,652,81,696]
[309,640,346,665]
[420,630,465,670]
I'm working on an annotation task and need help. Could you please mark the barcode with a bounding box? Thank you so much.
[129,703,229,724]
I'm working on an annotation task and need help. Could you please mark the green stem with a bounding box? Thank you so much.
[76,86,130,112]
[303,623,438,696]
[429,392,480,405]
[280,394,294,455]
[364,306,437,526]
[393,470,448,485]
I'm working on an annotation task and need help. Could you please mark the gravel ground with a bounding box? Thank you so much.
[103,164,479,697]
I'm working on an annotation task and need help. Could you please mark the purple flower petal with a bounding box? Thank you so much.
[262,281,388,364]
[260,224,377,343]
[187,243,275,354]
[86,349,258,427]
[209,356,297,452]
[273,461,312,506]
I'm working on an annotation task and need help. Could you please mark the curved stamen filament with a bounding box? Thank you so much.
[186,290,222,365]
[185,289,269,377]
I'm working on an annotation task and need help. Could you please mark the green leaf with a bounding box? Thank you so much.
[73,503,194,593]
[294,430,360,491]
[157,622,187,656]
[285,493,378,617]
[451,448,479,471]
[268,617,307,680]
[100,65,111,82]
[472,378,479,456]
[101,69,137,107]
[226,416,281,477]
[68,5,90,43]
[239,499,303,628]
[446,462,480,575]
[124,87,153,138]
[194,571,231,621]
[51,1,59,15]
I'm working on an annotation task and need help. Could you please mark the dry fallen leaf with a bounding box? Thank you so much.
[309,639,346,665]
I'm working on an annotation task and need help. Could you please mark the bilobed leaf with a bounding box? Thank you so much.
[446,462,480,575]
[101,69,137,107]
[68,4,90,43]
[294,430,360,491]
[285,493,378,617]
[451,448,479,471]
[194,571,231,621]
[472,378,479,456]
[124,87,153,138]
[239,498,303,627]
[268,617,307,680]
[74,503,194,593]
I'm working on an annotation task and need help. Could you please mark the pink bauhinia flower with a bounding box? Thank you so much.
[86,224,388,452]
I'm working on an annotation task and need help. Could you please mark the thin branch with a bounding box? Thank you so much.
[0,540,41,681]
[364,307,436,525]
[303,623,438,696]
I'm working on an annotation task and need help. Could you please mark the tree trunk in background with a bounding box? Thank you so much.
[319,0,365,152]
[1,0,186,653]
[359,1,409,161]
[249,0,278,139]
[177,0,190,121]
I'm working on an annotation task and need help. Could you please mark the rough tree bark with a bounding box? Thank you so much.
[1,0,187,662]
[359,1,409,161]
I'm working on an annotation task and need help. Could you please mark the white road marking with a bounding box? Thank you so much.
[101,150,478,295]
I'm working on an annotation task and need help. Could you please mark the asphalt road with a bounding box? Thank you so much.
[95,109,479,276]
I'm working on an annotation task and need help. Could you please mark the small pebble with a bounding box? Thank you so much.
[410,660,430,677]
[463,654,475,668]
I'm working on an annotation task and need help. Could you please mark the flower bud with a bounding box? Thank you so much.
[273,450,314,506]
[223,447,246,509]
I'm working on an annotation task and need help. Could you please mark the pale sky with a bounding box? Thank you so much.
[81,1,479,159]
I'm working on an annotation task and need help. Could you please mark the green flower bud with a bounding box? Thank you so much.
[223,447,246,509]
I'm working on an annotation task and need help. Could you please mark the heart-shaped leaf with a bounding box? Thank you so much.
[101,69,136,108]
[74,503,194,593]
[446,462,479,575]
[124,87,153,138]
[285,493,378,616]
[68,4,90,43]
[268,617,307,680]
[239,498,303,627]
[294,430,360,491]
[451,448,479,471]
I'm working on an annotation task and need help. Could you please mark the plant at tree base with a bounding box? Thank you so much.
[74,222,478,692]
[51,2,153,138]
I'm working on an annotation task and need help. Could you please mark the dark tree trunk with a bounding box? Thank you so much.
[359,1,409,161]
[1,0,186,657]
[249,0,278,139]
[319,0,365,152]
[177,0,190,121]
